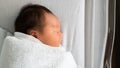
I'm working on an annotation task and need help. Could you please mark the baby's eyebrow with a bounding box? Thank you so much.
[50,24,57,27]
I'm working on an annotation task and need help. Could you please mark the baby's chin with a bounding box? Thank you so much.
[42,42,61,47]
[50,43,61,47]
[49,41,62,47]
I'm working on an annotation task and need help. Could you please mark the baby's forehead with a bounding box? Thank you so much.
[44,13,60,24]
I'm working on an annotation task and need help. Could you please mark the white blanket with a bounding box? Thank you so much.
[0,32,77,68]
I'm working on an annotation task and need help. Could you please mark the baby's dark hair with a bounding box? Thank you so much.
[15,4,53,34]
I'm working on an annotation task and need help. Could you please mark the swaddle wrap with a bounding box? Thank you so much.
[0,32,77,68]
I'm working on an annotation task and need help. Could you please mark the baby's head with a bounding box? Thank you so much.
[15,4,62,47]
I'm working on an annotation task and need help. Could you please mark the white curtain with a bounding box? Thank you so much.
[85,0,108,68]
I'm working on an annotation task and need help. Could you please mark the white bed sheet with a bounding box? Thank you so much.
[0,0,85,68]
[0,28,12,56]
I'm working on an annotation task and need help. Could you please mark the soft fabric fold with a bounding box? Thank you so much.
[0,32,77,68]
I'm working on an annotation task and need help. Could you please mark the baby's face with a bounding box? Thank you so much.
[37,13,62,47]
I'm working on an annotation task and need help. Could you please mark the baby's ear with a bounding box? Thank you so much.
[28,29,39,38]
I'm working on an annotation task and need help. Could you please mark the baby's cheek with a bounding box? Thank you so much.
[56,35,62,42]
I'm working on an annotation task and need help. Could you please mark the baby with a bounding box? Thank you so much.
[0,4,77,68]
[15,4,62,47]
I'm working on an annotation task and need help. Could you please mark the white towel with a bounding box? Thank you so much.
[0,32,77,68]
